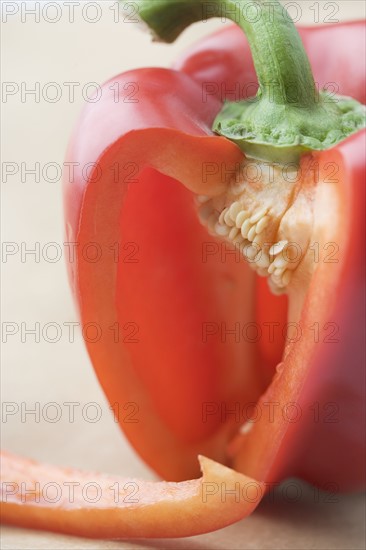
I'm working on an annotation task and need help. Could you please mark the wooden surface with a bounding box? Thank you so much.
[2,1,365,548]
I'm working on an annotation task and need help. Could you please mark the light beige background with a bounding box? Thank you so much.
[1,1,365,548]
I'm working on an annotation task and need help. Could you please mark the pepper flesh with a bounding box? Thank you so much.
[1,20,365,539]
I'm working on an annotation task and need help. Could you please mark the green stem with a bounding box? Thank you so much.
[133,0,316,108]
[122,0,365,163]
[215,0,317,108]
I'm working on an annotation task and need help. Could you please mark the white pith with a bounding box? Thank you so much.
[197,161,315,294]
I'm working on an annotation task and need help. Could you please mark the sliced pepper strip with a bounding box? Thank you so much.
[0,451,263,538]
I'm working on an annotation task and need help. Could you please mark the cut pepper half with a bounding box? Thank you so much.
[60,20,365,487]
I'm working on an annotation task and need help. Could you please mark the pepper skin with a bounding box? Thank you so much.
[1,19,365,539]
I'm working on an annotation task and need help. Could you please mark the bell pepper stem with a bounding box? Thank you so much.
[122,0,365,163]
[131,0,316,108]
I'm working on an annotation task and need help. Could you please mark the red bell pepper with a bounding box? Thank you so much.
[1,0,365,539]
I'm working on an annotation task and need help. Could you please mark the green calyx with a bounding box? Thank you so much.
[213,92,366,163]
[121,0,366,164]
